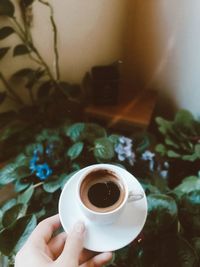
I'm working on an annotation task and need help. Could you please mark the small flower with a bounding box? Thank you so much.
[115,136,135,166]
[141,150,155,171]
[29,148,53,180]
[160,170,168,179]
[35,163,52,180]
[141,150,155,161]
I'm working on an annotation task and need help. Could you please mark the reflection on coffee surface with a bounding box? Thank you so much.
[80,169,125,212]
[88,181,120,208]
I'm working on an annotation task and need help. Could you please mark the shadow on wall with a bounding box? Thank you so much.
[123,0,182,118]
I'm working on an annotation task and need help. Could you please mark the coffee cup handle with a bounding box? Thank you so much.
[128,191,144,202]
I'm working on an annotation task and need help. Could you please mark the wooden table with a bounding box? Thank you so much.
[84,89,157,132]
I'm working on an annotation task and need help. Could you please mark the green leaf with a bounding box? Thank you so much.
[0,26,14,40]
[0,91,6,104]
[15,166,31,179]
[0,163,18,185]
[43,175,61,193]
[143,194,178,238]
[83,123,107,143]
[2,204,26,228]
[14,180,31,193]
[67,142,84,160]
[174,109,194,128]
[15,153,30,166]
[179,190,200,235]
[94,137,114,160]
[173,176,200,199]
[17,187,34,204]
[167,150,181,158]
[13,44,30,57]
[155,144,167,156]
[0,47,10,60]
[66,123,85,142]
[140,181,160,195]
[108,134,120,145]
[165,137,179,149]
[182,154,198,161]
[155,117,173,135]
[0,0,15,17]
[0,215,37,255]
[1,199,17,213]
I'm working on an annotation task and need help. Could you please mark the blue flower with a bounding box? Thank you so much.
[29,148,53,180]
[115,136,135,166]
[35,163,52,180]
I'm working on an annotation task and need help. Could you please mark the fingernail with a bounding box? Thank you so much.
[74,221,85,234]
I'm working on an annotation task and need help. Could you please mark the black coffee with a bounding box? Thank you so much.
[80,168,125,212]
[88,181,120,208]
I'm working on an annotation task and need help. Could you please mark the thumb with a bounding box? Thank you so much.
[57,221,85,266]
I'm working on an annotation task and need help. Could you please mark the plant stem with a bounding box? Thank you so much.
[32,182,44,188]
[0,72,25,106]
[38,0,60,81]
[11,17,55,82]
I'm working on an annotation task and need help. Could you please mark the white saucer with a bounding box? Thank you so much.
[59,165,147,252]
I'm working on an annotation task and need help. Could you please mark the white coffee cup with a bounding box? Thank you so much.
[77,164,144,225]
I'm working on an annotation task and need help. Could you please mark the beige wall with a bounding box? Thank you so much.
[124,0,200,116]
[0,0,128,111]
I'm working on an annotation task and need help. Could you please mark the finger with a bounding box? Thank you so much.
[81,252,112,267]
[79,249,98,265]
[30,214,61,244]
[56,221,85,266]
[48,232,67,259]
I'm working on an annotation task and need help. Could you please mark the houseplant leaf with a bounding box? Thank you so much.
[17,187,34,204]
[179,190,200,236]
[0,47,10,60]
[0,0,15,17]
[2,204,27,228]
[67,142,84,160]
[13,44,30,56]
[143,194,178,238]
[94,138,114,160]
[173,175,200,199]
[0,215,36,255]
[0,26,14,40]
[66,123,85,142]
[0,163,18,185]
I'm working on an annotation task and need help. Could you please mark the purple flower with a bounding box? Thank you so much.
[115,136,135,166]
[141,150,155,171]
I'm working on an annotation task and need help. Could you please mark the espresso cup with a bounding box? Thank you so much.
[77,164,144,225]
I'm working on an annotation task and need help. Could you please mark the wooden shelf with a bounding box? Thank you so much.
[84,90,157,131]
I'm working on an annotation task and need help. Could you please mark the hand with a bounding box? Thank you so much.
[15,214,112,267]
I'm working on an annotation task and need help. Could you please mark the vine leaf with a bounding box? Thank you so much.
[0,47,10,60]
[13,44,30,57]
[0,0,15,17]
[0,26,15,40]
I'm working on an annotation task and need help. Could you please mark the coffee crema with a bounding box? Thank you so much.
[80,169,125,213]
